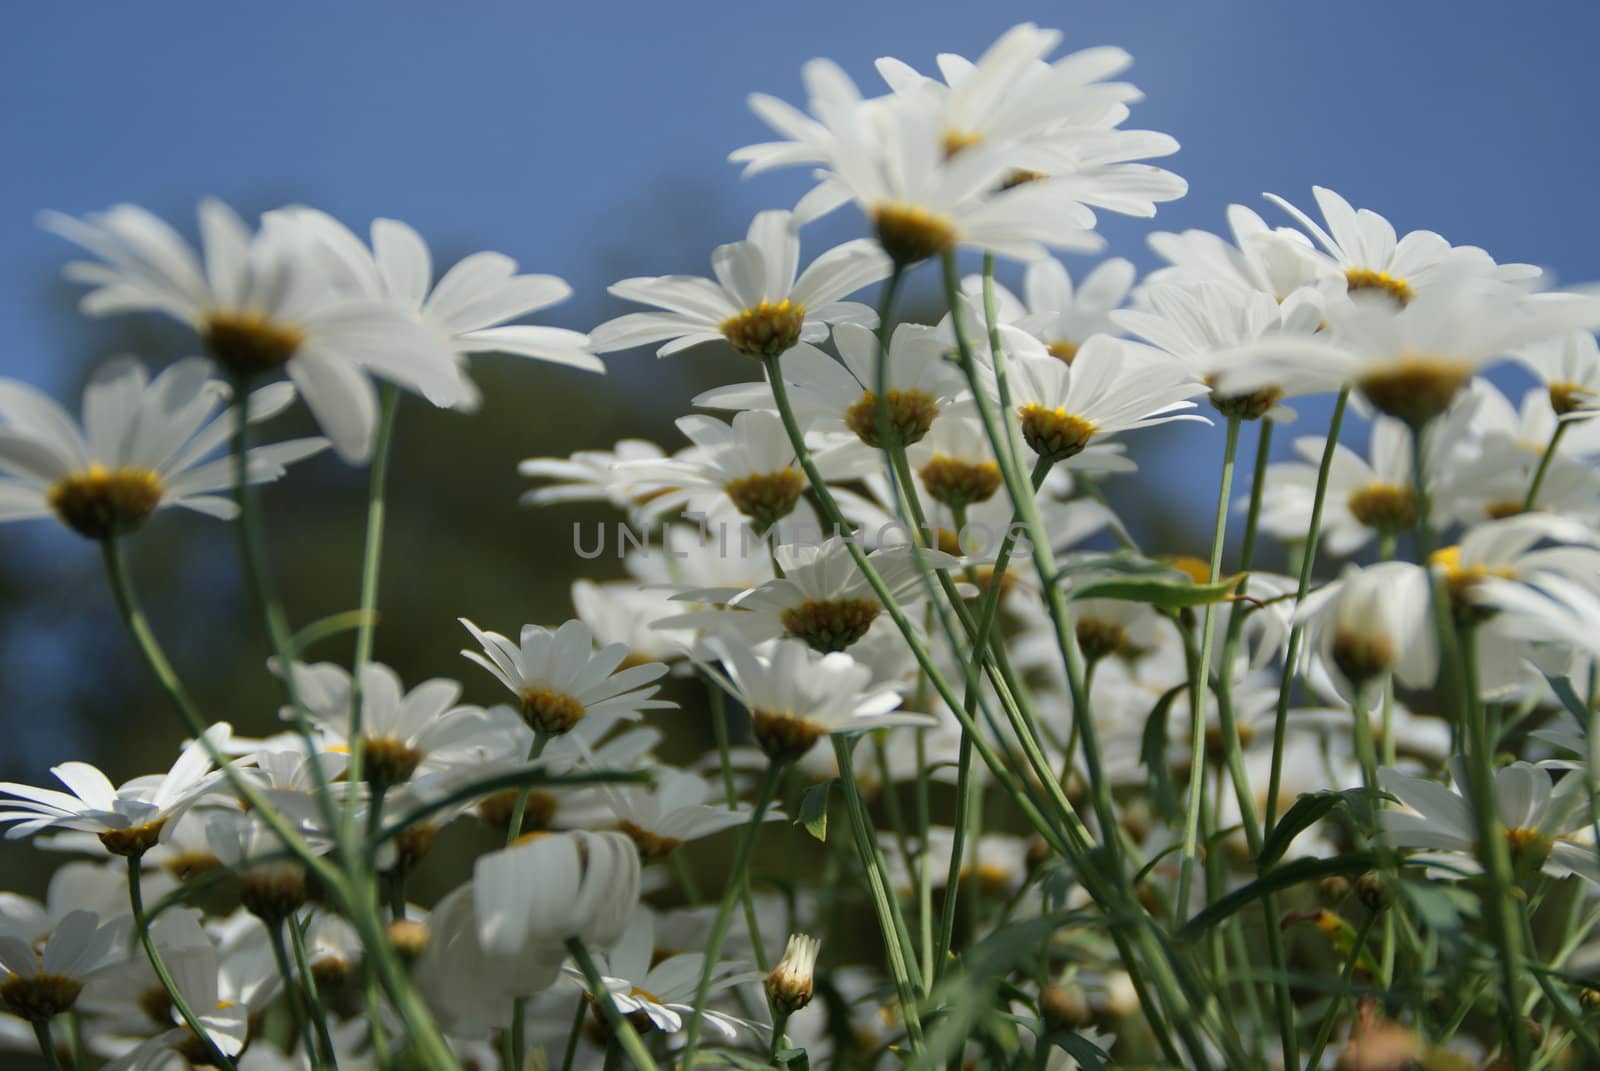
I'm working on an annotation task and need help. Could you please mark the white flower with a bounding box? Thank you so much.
[1294,562,1436,698]
[565,910,761,1042]
[964,256,1137,361]
[1145,203,1319,300]
[1000,338,1208,463]
[518,437,671,523]
[0,357,325,538]
[459,618,673,735]
[44,199,472,461]
[601,767,774,858]
[0,725,232,855]
[589,209,888,359]
[1513,331,1600,418]
[725,537,956,652]
[474,830,641,952]
[0,909,125,1022]
[416,882,558,1036]
[279,208,602,381]
[704,637,936,762]
[1380,759,1599,884]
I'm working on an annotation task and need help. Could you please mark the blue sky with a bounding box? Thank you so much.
[2,1,1599,594]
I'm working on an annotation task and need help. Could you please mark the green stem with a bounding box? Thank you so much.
[1301,912,1379,1071]
[31,1020,65,1071]
[343,384,401,839]
[503,731,552,847]
[681,762,783,1064]
[566,938,660,1071]
[128,856,237,1070]
[290,915,339,1068]
[1523,419,1570,511]
[558,993,586,1071]
[267,922,318,1067]
[769,1006,792,1064]
[1176,414,1241,917]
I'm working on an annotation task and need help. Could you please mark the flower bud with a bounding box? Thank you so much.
[765,933,820,1014]
[1038,984,1091,1031]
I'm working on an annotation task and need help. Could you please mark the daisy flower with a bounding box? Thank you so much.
[695,321,967,449]
[1265,185,1541,306]
[43,199,471,462]
[1000,338,1208,463]
[0,725,232,857]
[564,910,761,1042]
[0,357,325,539]
[1255,414,1424,557]
[1113,280,1322,419]
[601,767,776,859]
[0,909,125,1024]
[1293,562,1436,699]
[417,882,560,1036]
[284,660,501,790]
[726,537,957,652]
[1512,330,1600,419]
[474,830,641,953]
[964,256,1137,363]
[458,618,673,735]
[704,637,936,763]
[1145,203,1319,300]
[517,437,671,524]
[278,208,602,386]
[1380,759,1599,884]
[589,209,888,360]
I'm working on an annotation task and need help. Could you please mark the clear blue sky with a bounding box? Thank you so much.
[2,1,1598,580]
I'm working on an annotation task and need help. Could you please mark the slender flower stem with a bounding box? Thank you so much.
[267,922,318,1067]
[681,761,784,1064]
[1523,419,1570,511]
[1300,912,1379,1071]
[565,938,660,1071]
[343,384,401,834]
[503,731,552,847]
[558,992,586,1071]
[229,380,345,846]
[290,916,339,1069]
[1263,388,1350,836]
[128,856,237,1070]
[833,737,924,1050]
[31,1020,65,1071]
[1176,414,1241,917]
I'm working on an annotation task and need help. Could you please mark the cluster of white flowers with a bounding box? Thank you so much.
[2,19,1600,1071]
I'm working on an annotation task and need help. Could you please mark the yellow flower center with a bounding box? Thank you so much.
[519,687,587,735]
[779,597,880,652]
[361,734,425,788]
[1046,339,1080,364]
[1018,404,1096,462]
[749,708,827,763]
[97,817,168,858]
[48,463,164,539]
[479,788,559,835]
[1344,268,1414,305]
[1346,483,1416,532]
[941,129,983,157]
[720,300,807,358]
[723,468,806,532]
[918,455,1002,509]
[1429,545,1515,621]
[1331,628,1395,685]
[871,202,957,265]
[1548,380,1594,417]
[0,973,83,1023]
[617,821,684,860]
[1357,355,1474,428]
[843,388,940,447]
[202,309,304,376]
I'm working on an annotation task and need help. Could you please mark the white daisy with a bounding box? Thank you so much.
[601,767,776,859]
[999,338,1209,463]
[964,256,1137,362]
[1293,562,1436,699]
[589,209,888,359]
[703,637,935,763]
[1145,203,1319,300]
[278,208,602,383]
[0,357,325,538]
[0,725,232,857]
[1513,331,1600,418]
[44,199,472,461]
[474,830,641,953]
[0,909,125,1023]
[458,618,673,735]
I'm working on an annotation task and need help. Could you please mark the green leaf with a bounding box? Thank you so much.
[1257,788,1370,867]
[1178,851,1377,942]
[773,1048,810,1071]
[796,780,833,842]
[1139,684,1186,824]
[1066,571,1244,610]
[1055,553,1186,580]
[1056,1032,1111,1071]
[290,609,378,655]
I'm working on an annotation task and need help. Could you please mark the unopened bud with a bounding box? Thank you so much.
[765,933,820,1014]
[1578,987,1600,1011]
[1320,876,1353,905]
[1038,984,1091,1031]
[387,919,430,964]
[1356,873,1390,912]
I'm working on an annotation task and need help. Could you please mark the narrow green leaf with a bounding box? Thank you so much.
[1257,788,1369,867]
[1055,553,1185,580]
[1140,685,1186,824]
[1067,572,1244,609]
[796,779,833,842]
[1179,851,1377,942]
[1056,1032,1111,1071]
[290,609,378,655]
